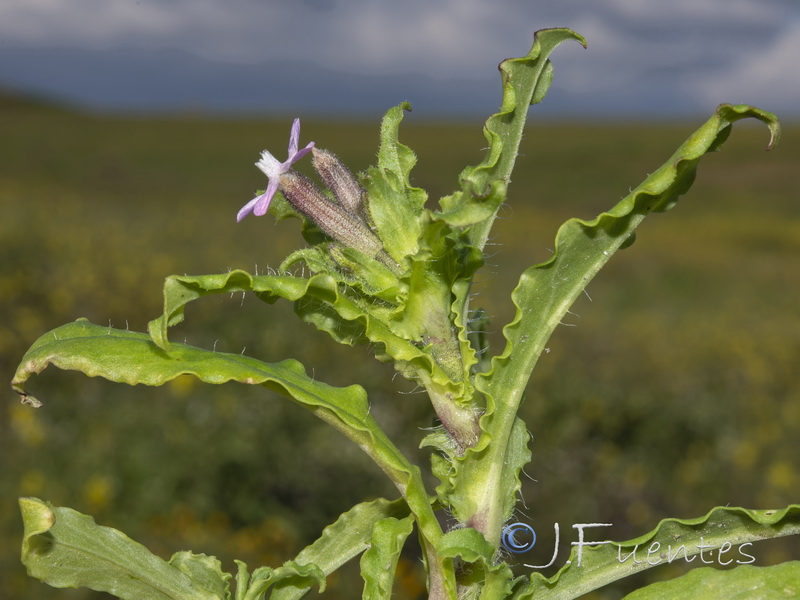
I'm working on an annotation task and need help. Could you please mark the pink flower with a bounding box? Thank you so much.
[237,118,315,221]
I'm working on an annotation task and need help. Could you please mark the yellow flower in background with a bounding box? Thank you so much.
[9,403,45,446]
[766,460,795,493]
[83,474,115,513]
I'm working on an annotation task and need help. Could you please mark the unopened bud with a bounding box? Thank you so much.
[279,171,383,257]
[312,148,365,214]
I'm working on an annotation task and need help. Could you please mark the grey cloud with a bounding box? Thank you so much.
[0,0,796,117]
[693,20,800,114]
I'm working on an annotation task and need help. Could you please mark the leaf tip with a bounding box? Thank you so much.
[19,497,56,556]
[717,103,781,151]
[533,27,588,50]
[19,497,53,524]
[765,121,781,151]
[18,392,43,408]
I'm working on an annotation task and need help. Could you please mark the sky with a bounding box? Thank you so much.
[1,0,798,118]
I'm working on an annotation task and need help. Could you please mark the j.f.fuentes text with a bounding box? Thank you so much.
[520,523,756,569]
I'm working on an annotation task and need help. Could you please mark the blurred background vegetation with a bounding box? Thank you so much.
[1,93,797,598]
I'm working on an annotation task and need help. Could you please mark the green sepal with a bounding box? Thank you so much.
[621,562,800,600]
[19,497,227,600]
[363,103,427,263]
[279,245,334,276]
[359,515,415,600]
[328,245,404,302]
[281,244,403,303]
[514,504,800,600]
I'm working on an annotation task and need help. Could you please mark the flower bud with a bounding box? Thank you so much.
[312,148,365,214]
[279,171,383,257]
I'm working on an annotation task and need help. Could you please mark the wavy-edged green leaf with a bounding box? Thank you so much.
[13,319,384,449]
[145,268,479,458]
[364,103,427,263]
[465,104,780,548]
[438,527,496,564]
[485,104,779,412]
[243,562,325,600]
[13,318,407,498]
[389,221,470,385]
[375,217,487,454]
[622,561,800,600]
[513,505,800,600]
[270,498,409,600]
[436,527,515,598]
[431,415,530,534]
[437,28,587,249]
[19,497,227,600]
[169,552,231,600]
[416,28,587,472]
[147,270,450,385]
[359,515,415,600]
[12,318,456,599]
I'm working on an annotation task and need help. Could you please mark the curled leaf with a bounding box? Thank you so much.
[12,319,454,599]
[359,515,415,600]
[19,498,226,600]
[271,498,410,600]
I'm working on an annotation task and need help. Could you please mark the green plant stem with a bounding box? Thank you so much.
[313,405,457,599]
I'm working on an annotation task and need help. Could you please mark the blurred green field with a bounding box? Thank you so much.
[1,95,798,599]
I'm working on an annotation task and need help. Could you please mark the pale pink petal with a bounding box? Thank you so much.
[238,118,314,221]
[253,179,280,216]
[256,150,282,177]
[291,142,315,165]
[288,118,301,155]
[236,195,261,222]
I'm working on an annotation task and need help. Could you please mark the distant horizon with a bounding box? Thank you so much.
[1,1,797,122]
[6,44,794,123]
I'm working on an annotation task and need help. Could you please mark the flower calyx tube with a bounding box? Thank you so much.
[312,148,366,215]
[279,169,384,259]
